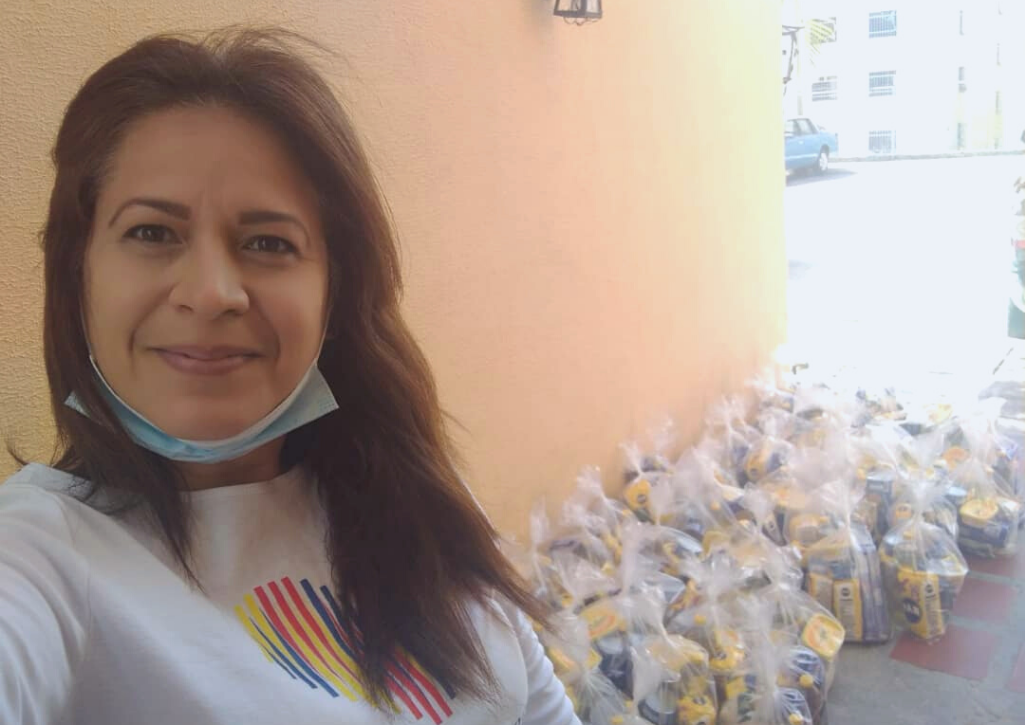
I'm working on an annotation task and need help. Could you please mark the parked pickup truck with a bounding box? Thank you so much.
[785,118,839,174]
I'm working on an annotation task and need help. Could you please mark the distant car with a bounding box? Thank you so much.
[785,118,839,175]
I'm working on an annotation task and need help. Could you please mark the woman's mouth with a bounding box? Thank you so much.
[154,347,259,376]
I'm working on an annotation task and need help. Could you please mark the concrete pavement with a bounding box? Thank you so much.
[785,155,1022,401]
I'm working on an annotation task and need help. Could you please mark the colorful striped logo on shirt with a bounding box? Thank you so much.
[234,577,456,723]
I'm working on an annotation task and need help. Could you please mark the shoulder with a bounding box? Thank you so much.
[0,463,91,602]
[2,462,84,496]
[0,463,91,544]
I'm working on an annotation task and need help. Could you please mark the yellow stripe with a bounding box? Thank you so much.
[286,592,369,701]
[243,594,357,701]
[234,605,275,664]
[255,592,360,701]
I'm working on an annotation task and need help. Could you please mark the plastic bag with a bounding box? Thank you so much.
[780,482,843,572]
[852,385,904,428]
[577,595,636,697]
[526,500,577,613]
[620,518,704,583]
[802,480,891,644]
[620,583,719,725]
[667,450,745,554]
[621,421,677,524]
[703,507,788,595]
[776,440,861,563]
[528,500,618,614]
[631,634,718,725]
[617,519,689,609]
[898,402,956,438]
[848,422,910,544]
[741,486,787,547]
[951,453,1022,559]
[879,481,969,643]
[562,466,639,566]
[756,540,845,697]
[665,558,749,705]
[540,610,632,725]
[737,421,793,488]
[542,610,603,686]
[700,397,762,484]
[747,370,798,416]
[718,601,816,725]
[885,429,959,541]
[956,408,1025,533]
[748,469,815,553]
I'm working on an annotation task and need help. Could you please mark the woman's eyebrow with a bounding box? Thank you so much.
[238,210,311,245]
[108,197,189,227]
[107,199,311,244]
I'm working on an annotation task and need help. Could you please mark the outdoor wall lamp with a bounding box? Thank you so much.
[554,0,603,24]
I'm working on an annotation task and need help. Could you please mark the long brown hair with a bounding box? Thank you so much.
[22,26,547,708]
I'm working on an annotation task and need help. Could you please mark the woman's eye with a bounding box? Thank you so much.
[125,224,175,244]
[244,236,297,255]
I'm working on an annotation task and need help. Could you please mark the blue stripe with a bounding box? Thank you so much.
[252,617,316,688]
[304,580,360,663]
[321,585,363,656]
[267,649,298,679]
[255,612,339,698]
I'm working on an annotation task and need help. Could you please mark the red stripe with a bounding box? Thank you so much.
[395,650,454,717]
[386,656,443,725]
[280,580,423,720]
[253,586,309,668]
[279,579,364,687]
[267,582,347,683]
[319,594,440,721]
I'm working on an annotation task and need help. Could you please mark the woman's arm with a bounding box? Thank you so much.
[500,603,582,725]
[0,485,90,725]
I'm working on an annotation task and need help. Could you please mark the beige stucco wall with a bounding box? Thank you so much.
[0,1,786,537]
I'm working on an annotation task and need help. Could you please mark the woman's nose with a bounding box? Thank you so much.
[166,241,250,319]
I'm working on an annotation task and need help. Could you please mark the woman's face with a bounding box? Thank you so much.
[84,106,329,441]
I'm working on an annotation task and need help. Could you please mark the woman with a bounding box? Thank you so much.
[0,27,579,725]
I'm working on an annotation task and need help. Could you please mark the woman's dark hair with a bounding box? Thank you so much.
[19,25,547,708]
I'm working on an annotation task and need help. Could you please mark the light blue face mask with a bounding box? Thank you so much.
[65,338,339,464]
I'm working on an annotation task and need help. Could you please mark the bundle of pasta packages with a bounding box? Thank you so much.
[513,366,1023,724]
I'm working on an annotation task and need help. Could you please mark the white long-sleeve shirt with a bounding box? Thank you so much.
[0,462,579,725]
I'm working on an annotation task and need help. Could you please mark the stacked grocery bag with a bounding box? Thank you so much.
[511,367,1024,724]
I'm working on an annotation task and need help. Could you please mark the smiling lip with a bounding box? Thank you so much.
[153,346,259,376]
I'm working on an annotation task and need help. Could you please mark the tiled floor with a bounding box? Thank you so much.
[951,576,1017,624]
[889,624,1000,681]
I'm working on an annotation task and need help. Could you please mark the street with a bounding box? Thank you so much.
[785,155,1023,401]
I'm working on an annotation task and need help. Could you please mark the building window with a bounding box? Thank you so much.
[869,71,896,97]
[812,17,837,43]
[956,123,967,150]
[812,76,839,101]
[869,130,896,154]
[869,10,897,38]
[958,67,967,92]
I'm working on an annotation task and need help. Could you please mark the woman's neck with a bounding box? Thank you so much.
[174,437,286,490]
